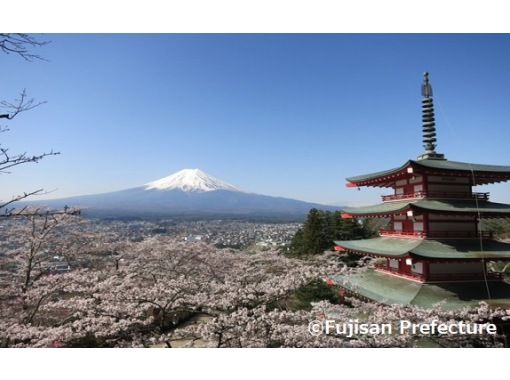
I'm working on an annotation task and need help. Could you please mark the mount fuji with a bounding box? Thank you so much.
[144,169,241,193]
[24,169,340,220]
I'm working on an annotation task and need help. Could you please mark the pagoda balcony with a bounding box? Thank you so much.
[427,272,503,282]
[374,266,423,281]
[379,230,426,238]
[375,265,503,282]
[426,231,493,239]
[381,191,489,202]
[379,229,493,239]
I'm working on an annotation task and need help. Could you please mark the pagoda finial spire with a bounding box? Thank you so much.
[422,71,433,98]
[417,72,445,160]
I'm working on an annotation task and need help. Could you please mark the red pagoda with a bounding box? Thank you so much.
[332,73,510,308]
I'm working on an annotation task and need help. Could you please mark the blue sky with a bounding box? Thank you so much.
[2,34,510,205]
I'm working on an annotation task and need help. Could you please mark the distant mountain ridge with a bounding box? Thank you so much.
[22,169,340,220]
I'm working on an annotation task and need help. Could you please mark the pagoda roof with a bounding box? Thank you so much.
[336,236,419,257]
[330,270,510,309]
[346,159,510,187]
[334,237,510,259]
[342,199,510,217]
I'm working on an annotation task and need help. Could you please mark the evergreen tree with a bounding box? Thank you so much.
[288,228,305,256]
[301,208,327,255]
[287,209,374,256]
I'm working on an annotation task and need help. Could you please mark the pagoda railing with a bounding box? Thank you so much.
[379,229,493,239]
[379,230,426,238]
[375,265,503,282]
[374,266,423,280]
[426,231,493,239]
[427,272,503,282]
[381,191,489,202]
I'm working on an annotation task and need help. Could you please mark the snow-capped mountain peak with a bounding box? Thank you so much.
[144,169,241,192]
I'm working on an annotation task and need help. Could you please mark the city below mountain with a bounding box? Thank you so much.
[24,169,340,220]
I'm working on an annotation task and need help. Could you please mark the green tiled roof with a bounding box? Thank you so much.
[346,159,510,184]
[416,199,510,213]
[335,237,421,257]
[346,163,410,183]
[342,200,411,215]
[413,239,510,259]
[342,199,510,216]
[415,159,510,173]
[334,237,510,259]
[332,270,422,305]
[331,270,510,309]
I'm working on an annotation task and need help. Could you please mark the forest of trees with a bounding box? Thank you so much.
[285,209,376,256]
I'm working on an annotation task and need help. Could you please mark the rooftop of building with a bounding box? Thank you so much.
[341,199,510,217]
[334,237,510,259]
[331,270,510,309]
[346,159,510,187]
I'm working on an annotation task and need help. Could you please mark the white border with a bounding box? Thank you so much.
[2,348,508,380]
[1,0,508,32]
[2,1,509,379]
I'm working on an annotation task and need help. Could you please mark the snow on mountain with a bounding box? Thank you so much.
[144,169,241,193]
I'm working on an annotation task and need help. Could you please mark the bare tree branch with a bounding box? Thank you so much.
[0,148,60,174]
[0,34,64,219]
[0,89,47,120]
[0,34,49,61]
[0,189,44,211]
[0,206,81,219]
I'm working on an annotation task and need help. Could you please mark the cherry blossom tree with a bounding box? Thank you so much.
[2,229,508,348]
[0,233,333,347]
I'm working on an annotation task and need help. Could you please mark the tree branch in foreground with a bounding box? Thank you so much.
[0,89,47,120]
[0,34,49,61]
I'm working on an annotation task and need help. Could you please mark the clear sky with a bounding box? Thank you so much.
[2,34,510,206]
